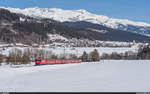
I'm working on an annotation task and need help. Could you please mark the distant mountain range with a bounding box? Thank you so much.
[0,7,150,45]
[2,7,150,37]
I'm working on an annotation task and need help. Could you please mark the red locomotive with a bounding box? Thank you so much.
[35,58,81,65]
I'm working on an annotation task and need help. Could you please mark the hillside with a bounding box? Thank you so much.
[0,8,150,45]
[0,8,103,45]
[64,21,150,42]
[3,7,150,36]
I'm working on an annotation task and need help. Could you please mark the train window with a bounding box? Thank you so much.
[35,59,41,61]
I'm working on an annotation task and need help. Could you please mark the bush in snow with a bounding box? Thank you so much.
[80,49,100,62]
[101,53,111,60]
[89,49,100,62]
[0,54,6,65]
[110,52,122,60]
[68,53,77,60]
[101,51,137,60]
[50,54,58,59]
[137,45,150,59]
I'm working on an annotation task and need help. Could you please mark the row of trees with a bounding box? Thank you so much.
[100,45,150,60]
[101,52,137,60]
[0,48,80,65]
[0,48,53,65]
[79,45,150,61]
[80,49,100,62]
[0,48,100,65]
[0,45,150,65]
[137,45,150,59]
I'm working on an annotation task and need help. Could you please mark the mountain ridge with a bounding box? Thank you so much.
[1,6,150,26]
[1,6,150,36]
[0,8,150,45]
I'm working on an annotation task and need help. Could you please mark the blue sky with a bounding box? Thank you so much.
[0,0,150,23]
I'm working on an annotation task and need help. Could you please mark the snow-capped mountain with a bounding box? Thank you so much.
[0,7,150,45]
[1,6,150,36]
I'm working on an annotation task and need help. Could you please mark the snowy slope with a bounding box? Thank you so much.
[1,6,150,29]
[0,60,150,92]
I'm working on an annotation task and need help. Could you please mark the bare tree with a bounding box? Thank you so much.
[89,49,100,61]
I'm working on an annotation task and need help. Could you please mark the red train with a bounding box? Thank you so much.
[35,58,81,65]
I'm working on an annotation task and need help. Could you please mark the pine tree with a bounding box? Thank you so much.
[81,51,88,62]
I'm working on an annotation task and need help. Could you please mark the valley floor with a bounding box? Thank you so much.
[0,60,150,92]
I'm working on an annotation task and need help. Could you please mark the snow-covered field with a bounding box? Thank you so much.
[0,60,150,92]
